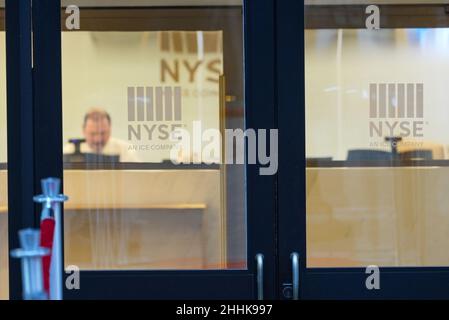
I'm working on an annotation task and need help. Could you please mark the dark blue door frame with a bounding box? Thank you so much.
[276,0,305,300]
[275,1,449,300]
[6,0,35,300]
[6,0,279,299]
[8,0,449,300]
[6,0,63,300]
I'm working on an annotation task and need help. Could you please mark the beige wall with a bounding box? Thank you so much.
[62,31,223,163]
[0,12,239,165]
[306,28,449,160]
[0,32,6,164]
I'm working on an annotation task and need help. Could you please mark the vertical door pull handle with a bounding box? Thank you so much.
[291,252,300,300]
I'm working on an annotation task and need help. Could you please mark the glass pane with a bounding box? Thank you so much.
[62,1,246,270]
[305,2,449,267]
[0,1,7,299]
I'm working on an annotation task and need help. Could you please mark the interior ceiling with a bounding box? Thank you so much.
[61,0,242,7]
[1,1,447,8]
[305,0,449,4]
[0,0,242,9]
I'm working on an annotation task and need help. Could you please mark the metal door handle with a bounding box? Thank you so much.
[291,252,299,300]
[255,254,264,300]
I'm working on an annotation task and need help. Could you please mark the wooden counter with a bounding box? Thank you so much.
[307,166,449,267]
[63,169,223,270]
[3,165,449,270]
[0,169,229,272]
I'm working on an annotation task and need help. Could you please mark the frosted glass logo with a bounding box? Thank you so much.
[127,86,184,141]
[369,83,426,139]
[127,86,278,175]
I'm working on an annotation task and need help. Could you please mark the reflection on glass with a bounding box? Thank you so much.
[62,2,246,270]
[306,19,449,266]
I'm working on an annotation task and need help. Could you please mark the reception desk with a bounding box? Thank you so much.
[0,166,243,299]
[63,168,224,270]
[0,167,233,273]
[0,170,7,300]
[3,163,449,298]
[64,170,225,269]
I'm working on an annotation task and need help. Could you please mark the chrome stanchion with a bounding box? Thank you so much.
[33,178,68,300]
[10,229,49,300]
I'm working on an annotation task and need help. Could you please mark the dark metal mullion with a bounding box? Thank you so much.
[32,0,64,297]
[276,0,305,300]
[32,1,63,180]
[244,0,277,300]
[6,0,35,300]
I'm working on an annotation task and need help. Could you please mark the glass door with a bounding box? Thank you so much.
[60,1,246,273]
[278,0,449,299]
[29,0,278,299]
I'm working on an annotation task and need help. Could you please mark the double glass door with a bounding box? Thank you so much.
[4,0,449,300]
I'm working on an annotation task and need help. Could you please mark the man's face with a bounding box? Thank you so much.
[83,117,111,153]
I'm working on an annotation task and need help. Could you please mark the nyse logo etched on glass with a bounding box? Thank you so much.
[369,83,425,139]
[127,86,184,141]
